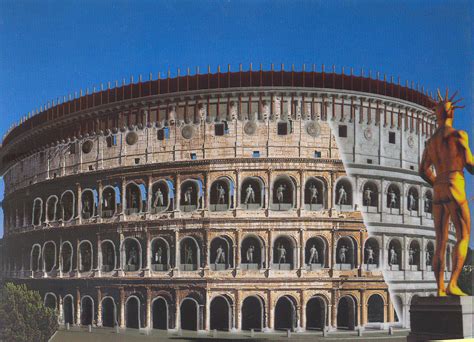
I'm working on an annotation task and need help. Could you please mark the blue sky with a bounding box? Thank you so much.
[0,0,472,244]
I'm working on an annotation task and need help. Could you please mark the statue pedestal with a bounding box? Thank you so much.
[408,296,473,341]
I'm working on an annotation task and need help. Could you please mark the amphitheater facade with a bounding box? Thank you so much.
[0,67,454,332]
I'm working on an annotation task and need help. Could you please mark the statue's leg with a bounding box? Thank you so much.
[433,203,449,296]
[446,200,470,296]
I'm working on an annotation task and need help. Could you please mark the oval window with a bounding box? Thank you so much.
[82,140,93,154]
[126,132,138,145]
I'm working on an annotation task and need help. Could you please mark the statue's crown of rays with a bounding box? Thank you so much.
[435,88,464,109]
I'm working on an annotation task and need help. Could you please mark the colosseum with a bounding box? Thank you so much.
[0,65,455,333]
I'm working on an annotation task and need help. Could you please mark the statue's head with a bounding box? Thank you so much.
[434,89,464,124]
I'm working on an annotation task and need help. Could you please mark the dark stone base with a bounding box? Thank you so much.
[408,296,473,341]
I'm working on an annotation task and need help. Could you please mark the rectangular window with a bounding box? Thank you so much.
[389,132,396,144]
[367,159,373,164]
[314,151,322,158]
[190,153,197,160]
[157,127,170,141]
[134,158,140,165]
[215,123,225,136]
[69,142,77,154]
[252,151,260,158]
[106,135,117,147]
[338,125,347,138]
[277,122,289,135]
[410,165,415,170]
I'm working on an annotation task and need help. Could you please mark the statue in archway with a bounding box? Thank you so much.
[153,188,164,207]
[277,244,287,264]
[184,245,194,264]
[214,245,226,264]
[217,184,226,204]
[388,189,397,208]
[389,246,398,265]
[364,187,373,206]
[154,246,162,264]
[276,184,286,203]
[244,184,255,204]
[339,245,348,263]
[424,194,432,213]
[308,244,319,264]
[365,245,375,264]
[184,187,193,204]
[408,192,416,212]
[426,249,432,266]
[104,191,114,210]
[337,186,347,205]
[408,247,416,265]
[131,191,139,209]
[83,197,92,215]
[246,245,255,263]
[127,246,138,266]
[309,184,319,203]
[106,245,114,267]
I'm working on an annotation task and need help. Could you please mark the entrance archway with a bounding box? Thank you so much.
[210,296,231,331]
[180,298,198,331]
[306,296,326,330]
[274,295,297,331]
[241,296,264,331]
[337,296,357,330]
[63,295,74,325]
[367,294,384,322]
[152,297,168,330]
[125,296,140,329]
[80,296,94,325]
[101,297,116,327]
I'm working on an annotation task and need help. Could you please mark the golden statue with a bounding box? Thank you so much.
[420,89,473,296]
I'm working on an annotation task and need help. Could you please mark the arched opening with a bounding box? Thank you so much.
[101,241,116,272]
[60,191,75,221]
[44,293,57,310]
[387,184,400,210]
[305,237,327,270]
[271,175,296,211]
[273,236,295,270]
[337,296,357,330]
[210,178,234,211]
[46,196,58,222]
[388,239,402,270]
[151,181,171,213]
[240,177,265,210]
[78,241,93,272]
[80,296,94,326]
[180,237,199,271]
[31,245,41,272]
[393,296,403,323]
[306,296,326,330]
[426,241,434,269]
[81,189,96,219]
[274,295,297,331]
[304,177,325,210]
[61,242,73,273]
[125,296,140,329]
[42,242,56,273]
[122,238,141,272]
[446,245,452,271]
[63,295,74,325]
[125,183,144,215]
[101,297,116,327]
[180,179,202,212]
[407,187,419,214]
[362,181,378,211]
[241,235,264,270]
[152,297,168,330]
[210,236,233,271]
[364,238,380,270]
[151,238,170,271]
[241,296,264,331]
[210,296,231,331]
[408,240,421,270]
[424,190,433,216]
[335,178,353,209]
[102,186,117,218]
[367,294,384,323]
[32,198,43,226]
[336,236,357,269]
[180,298,198,331]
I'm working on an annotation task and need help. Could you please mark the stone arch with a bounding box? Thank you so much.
[241,295,265,331]
[180,297,200,331]
[101,186,117,218]
[386,183,401,209]
[271,175,297,211]
[210,295,233,331]
[388,238,403,269]
[362,181,378,208]
[210,177,234,211]
[60,241,73,273]
[78,240,93,272]
[210,235,234,270]
[241,234,265,269]
[423,189,433,215]
[125,182,145,215]
[63,294,75,325]
[180,179,203,212]
[44,292,57,310]
[367,294,384,323]
[32,197,43,226]
[305,236,328,269]
[364,237,380,269]
[425,241,434,268]
[125,295,141,329]
[30,244,41,272]
[334,177,353,208]
[306,295,327,330]
[101,296,117,327]
[60,190,75,221]
[407,186,419,212]
[100,240,116,272]
[273,235,297,270]
[151,180,172,213]
[409,239,421,269]
[337,295,357,330]
[152,296,168,330]
[45,195,59,222]
[304,177,326,210]
[274,295,298,331]
[80,295,94,326]
[150,237,171,271]
[179,236,200,271]
[81,189,97,219]
[42,241,56,273]
[336,236,357,269]
[240,176,265,210]
[121,237,142,271]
